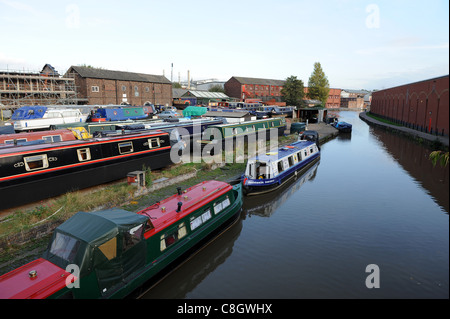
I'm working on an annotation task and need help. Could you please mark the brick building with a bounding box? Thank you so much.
[304,87,341,108]
[370,75,449,136]
[65,66,172,106]
[224,76,285,102]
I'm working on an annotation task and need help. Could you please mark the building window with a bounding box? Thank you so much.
[122,85,126,91]
[91,86,99,92]
[145,87,149,92]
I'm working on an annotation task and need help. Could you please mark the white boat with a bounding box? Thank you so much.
[12,106,87,131]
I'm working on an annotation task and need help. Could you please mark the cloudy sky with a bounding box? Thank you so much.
[0,0,448,90]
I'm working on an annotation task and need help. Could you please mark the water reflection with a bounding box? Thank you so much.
[139,213,243,299]
[243,161,320,217]
[369,125,449,213]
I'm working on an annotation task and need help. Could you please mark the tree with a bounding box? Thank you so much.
[209,84,225,93]
[281,76,305,106]
[307,62,330,106]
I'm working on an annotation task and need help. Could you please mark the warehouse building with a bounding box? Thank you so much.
[370,75,449,136]
[65,66,172,106]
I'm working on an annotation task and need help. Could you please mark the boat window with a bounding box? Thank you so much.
[148,138,160,149]
[42,135,62,142]
[214,196,230,215]
[4,138,27,144]
[310,147,314,154]
[288,156,294,167]
[271,122,275,127]
[297,152,302,161]
[99,237,117,260]
[190,209,212,231]
[123,224,143,252]
[304,150,308,157]
[24,154,49,171]
[160,222,186,251]
[277,160,284,173]
[77,148,91,161]
[118,141,133,154]
[49,232,80,263]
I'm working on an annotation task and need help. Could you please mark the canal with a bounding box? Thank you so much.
[140,111,449,299]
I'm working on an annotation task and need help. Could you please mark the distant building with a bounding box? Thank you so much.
[224,76,285,102]
[172,88,229,106]
[65,66,172,106]
[370,75,449,136]
[340,89,368,109]
[304,87,341,108]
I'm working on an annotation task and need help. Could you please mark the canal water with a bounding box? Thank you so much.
[141,111,449,299]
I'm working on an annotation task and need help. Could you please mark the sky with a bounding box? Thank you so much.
[0,0,448,91]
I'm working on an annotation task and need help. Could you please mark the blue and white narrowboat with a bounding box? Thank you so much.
[242,137,320,195]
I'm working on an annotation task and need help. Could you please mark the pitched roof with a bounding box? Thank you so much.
[230,76,285,86]
[67,65,171,84]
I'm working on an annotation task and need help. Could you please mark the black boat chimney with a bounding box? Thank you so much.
[177,187,182,195]
[176,202,183,213]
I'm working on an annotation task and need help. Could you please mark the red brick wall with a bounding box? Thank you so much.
[75,77,172,106]
[224,77,242,99]
[371,75,449,136]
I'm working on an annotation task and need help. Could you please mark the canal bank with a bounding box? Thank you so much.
[359,111,449,148]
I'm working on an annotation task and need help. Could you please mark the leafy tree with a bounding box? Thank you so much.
[209,84,225,93]
[307,62,330,106]
[281,76,305,106]
[172,82,182,88]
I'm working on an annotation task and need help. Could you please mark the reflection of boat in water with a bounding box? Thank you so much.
[136,212,244,299]
[244,161,320,217]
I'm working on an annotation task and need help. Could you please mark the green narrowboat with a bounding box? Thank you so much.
[0,180,243,299]
[197,117,286,155]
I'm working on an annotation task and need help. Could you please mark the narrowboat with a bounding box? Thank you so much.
[332,121,352,133]
[88,106,148,122]
[255,105,294,119]
[0,130,173,210]
[11,106,87,131]
[197,117,286,155]
[242,136,320,195]
[0,129,77,145]
[0,180,243,299]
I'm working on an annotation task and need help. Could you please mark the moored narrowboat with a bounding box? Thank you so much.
[242,136,320,195]
[197,117,286,155]
[0,130,173,210]
[332,121,352,133]
[88,106,148,122]
[0,180,243,299]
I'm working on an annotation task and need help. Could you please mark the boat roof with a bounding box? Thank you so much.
[249,140,316,162]
[210,117,282,128]
[0,130,168,156]
[138,180,232,233]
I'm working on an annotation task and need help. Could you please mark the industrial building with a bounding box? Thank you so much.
[65,66,172,106]
[370,75,449,136]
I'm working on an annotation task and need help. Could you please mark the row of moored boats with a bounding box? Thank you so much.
[0,103,324,299]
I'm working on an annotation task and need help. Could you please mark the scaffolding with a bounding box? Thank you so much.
[0,67,81,109]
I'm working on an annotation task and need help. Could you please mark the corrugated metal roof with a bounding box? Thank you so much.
[68,66,171,84]
[183,90,228,98]
[231,76,285,86]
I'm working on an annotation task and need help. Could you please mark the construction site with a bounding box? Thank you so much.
[0,64,81,118]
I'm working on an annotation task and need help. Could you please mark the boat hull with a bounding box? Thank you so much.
[243,154,320,196]
[0,132,172,211]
